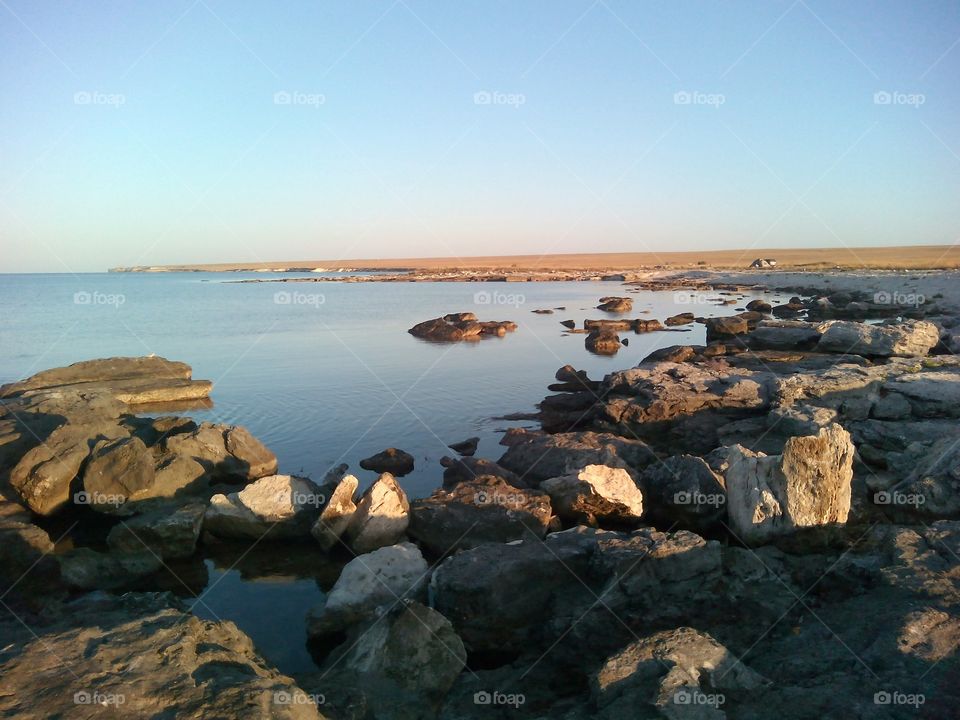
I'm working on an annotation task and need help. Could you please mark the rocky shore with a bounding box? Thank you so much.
[1,276,959,719]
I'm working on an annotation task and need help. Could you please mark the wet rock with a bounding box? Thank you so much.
[597,296,633,313]
[204,474,325,540]
[0,592,321,719]
[665,312,695,326]
[307,542,428,638]
[106,502,206,559]
[447,437,479,456]
[311,474,359,551]
[723,424,855,544]
[409,475,552,555]
[817,319,940,357]
[542,464,644,526]
[360,447,415,476]
[586,329,622,355]
[345,473,410,553]
[584,318,633,332]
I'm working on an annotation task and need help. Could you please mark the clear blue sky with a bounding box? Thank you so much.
[1,1,958,272]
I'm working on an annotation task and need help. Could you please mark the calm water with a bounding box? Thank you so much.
[1,271,776,674]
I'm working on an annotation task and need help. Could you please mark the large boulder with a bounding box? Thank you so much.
[163,422,278,485]
[641,455,727,532]
[307,542,428,638]
[311,474,359,551]
[498,429,656,485]
[585,329,622,355]
[81,435,156,514]
[817,320,940,357]
[345,473,410,553]
[541,464,644,526]
[106,502,206,560]
[9,421,128,515]
[0,592,323,719]
[723,424,855,544]
[360,447,415,477]
[204,474,325,540]
[408,475,552,555]
[313,600,466,716]
[593,627,767,718]
[705,316,748,341]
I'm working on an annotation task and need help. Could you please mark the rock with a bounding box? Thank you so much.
[107,502,206,559]
[642,345,703,363]
[9,421,128,515]
[749,258,777,268]
[883,437,960,520]
[0,355,213,405]
[541,464,644,526]
[817,320,940,357]
[0,592,322,719]
[440,455,525,488]
[586,329,622,355]
[0,513,61,611]
[723,424,855,544]
[162,422,278,487]
[498,429,656,485]
[58,547,162,590]
[746,320,824,350]
[883,369,960,417]
[360,447,415,476]
[311,474,359,550]
[641,455,727,532]
[633,319,664,332]
[593,627,767,717]
[705,316,748,340]
[408,475,552,555]
[584,318,633,332]
[204,474,325,540]
[665,312,695,326]
[560,319,577,329]
[871,392,912,420]
[745,299,772,313]
[345,473,410,553]
[532,308,553,314]
[408,317,465,341]
[307,542,428,638]
[443,312,476,323]
[82,435,155,514]
[551,365,600,392]
[597,296,633,313]
[447,437,479,456]
[317,600,466,711]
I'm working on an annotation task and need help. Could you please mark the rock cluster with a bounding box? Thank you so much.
[408,313,517,342]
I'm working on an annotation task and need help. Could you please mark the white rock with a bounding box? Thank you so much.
[817,320,939,357]
[204,474,324,539]
[542,464,644,524]
[345,473,410,553]
[311,474,359,551]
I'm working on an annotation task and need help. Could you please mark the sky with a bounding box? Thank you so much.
[1,0,959,272]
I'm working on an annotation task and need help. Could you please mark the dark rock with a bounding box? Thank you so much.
[360,447,415,476]
[447,437,479,456]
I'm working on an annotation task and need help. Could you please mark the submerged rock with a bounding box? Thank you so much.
[360,447,415,476]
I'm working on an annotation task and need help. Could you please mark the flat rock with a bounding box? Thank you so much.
[817,319,940,357]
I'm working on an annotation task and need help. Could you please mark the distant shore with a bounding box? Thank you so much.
[108,244,960,274]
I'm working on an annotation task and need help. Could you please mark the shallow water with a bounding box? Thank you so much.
[0,271,778,675]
